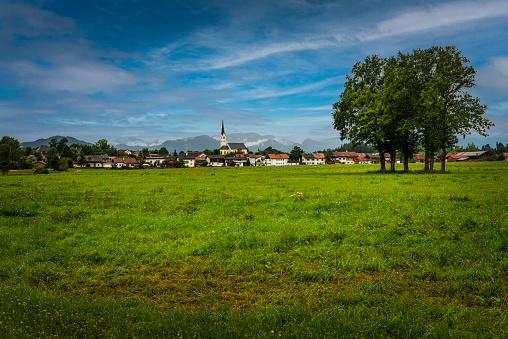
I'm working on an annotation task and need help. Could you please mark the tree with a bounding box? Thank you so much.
[332,55,389,171]
[49,138,58,149]
[93,139,117,156]
[57,137,68,153]
[289,146,303,162]
[417,46,493,171]
[23,146,33,156]
[26,155,38,166]
[0,136,22,174]
[78,152,87,167]
[323,149,334,164]
[332,46,493,172]
[159,147,169,154]
[45,147,59,170]
[58,157,71,171]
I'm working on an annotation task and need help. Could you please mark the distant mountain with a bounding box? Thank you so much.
[115,135,219,152]
[21,133,343,153]
[21,136,92,148]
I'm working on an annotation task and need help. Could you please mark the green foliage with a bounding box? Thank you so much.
[33,168,49,174]
[0,135,22,174]
[289,146,303,161]
[333,46,493,172]
[25,154,37,166]
[57,157,71,171]
[45,147,59,170]
[93,139,117,156]
[1,162,508,337]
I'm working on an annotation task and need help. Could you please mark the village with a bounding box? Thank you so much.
[28,121,506,169]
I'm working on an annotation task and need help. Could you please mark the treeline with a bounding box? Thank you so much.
[332,46,493,172]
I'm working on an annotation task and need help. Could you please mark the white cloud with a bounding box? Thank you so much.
[369,0,508,40]
[477,56,508,97]
[297,105,333,111]
[13,60,137,95]
[239,77,339,100]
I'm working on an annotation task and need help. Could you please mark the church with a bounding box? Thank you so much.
[219,121,248,155]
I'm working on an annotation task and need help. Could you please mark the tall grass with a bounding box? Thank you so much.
[1,162,507,337]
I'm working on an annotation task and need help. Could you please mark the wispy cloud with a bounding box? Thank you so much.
[477,56,508,98]
[367,0,508,40]
[239,77,339,100]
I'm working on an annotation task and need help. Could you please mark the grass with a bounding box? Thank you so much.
[1,162,508,337]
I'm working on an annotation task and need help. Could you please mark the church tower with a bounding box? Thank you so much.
[220,120,227,148]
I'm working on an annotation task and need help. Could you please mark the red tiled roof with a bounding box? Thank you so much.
[333,152,359,157]
[267,154,289,159]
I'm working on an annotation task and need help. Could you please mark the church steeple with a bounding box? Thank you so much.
[220,120,227,148]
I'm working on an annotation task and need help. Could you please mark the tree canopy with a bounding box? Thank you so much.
[332,46,493,171]
[0,136,22,174]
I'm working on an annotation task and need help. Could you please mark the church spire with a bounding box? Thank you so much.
[220,120,227,148]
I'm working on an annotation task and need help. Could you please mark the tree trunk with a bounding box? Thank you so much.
[390,150,396,171]
[429,150,435,171]
[403,153,410,171]
[424,147,430,172]
[379,152,386,171]
[441,149,446,172]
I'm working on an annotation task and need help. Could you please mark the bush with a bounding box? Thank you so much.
[33,168,49,174]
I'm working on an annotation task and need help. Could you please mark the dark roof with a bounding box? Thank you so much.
[37,145,50,152]
[207,155,225,160]
[220,146,230,150]
[178,155,197,160]
[302,153,315,159]
[228,143,247,150]
[222,120,225,135]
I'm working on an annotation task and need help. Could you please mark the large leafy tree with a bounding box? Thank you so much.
[45,147,59,170]
[417,46,492,171]
[0,136,22,174]
[332,55,390,171]
[333,46,492,172]
[381,52,421,171]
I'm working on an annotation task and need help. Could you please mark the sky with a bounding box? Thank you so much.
[1,0,508,146]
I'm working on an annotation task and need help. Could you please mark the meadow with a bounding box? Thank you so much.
[0,162,507,338]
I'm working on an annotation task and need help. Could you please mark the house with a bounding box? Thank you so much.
[219,121,248,155]
[459,151,492,161]
[36,145,50,153]
[178,154,197,167]
[313,153,326,165]
[503,152,508,161]
[446,153,469,162]
[118,149,132,155]
[33,161,46,169]
[206,155,226,167]
[225,156,249,166]
[247,154,264,166]
[265,153,289,166]
[413,154,425,163]
[446,151,492,162]
[195,157,207,166]
[356,153,369,164]
[145,154,173,166]
[85,155,107,167]
[333,151,358,164]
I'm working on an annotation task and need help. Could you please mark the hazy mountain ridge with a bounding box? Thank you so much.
[22,133,343,153]
[20,136,92,148]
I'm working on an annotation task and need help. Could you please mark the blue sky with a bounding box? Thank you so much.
[1,0,507,146]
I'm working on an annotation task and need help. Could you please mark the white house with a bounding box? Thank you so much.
[265,153,290,166]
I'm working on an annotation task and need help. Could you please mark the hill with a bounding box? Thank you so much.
[21,136,92,148]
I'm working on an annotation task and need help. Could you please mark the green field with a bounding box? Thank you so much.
[1,162,507,338]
